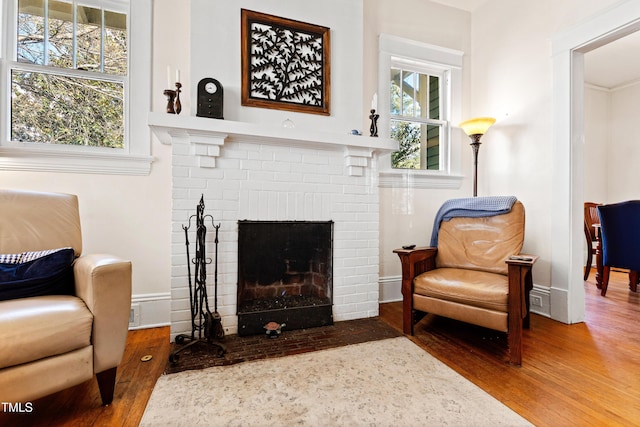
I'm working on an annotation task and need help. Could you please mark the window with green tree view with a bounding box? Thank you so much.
[390,66,447,170]
[11,0,127,148]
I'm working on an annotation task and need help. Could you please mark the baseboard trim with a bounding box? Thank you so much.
[129,292,171,330]
[379,275,402,303]
[529,284,551,318]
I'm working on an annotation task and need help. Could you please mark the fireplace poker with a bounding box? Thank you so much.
[198,210,224,341]
[184,224,195,341]
[208,222,224,340]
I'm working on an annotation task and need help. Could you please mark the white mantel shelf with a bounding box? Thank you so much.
[148,112,398,176]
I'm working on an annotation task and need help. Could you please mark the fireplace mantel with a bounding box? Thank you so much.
[148,112,397,176]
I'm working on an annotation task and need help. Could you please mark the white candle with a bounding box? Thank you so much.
[371,93,377,111]
[176,69,180,84]
[167,66,171,88]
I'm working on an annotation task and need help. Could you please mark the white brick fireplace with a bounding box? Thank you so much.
[149,113,397,338]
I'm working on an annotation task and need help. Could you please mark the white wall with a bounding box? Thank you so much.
[608,82,640,202]
[154,0,191,116]
[583,85,609,204]
[190,0,364,134]
[364,1,472,281]
[583,81,640,207]
[468,0,621,297]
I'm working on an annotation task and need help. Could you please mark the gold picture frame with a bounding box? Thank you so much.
[241,9,330,116]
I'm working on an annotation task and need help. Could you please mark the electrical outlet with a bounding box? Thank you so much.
[129,303,140,327]
[531,296,543,307]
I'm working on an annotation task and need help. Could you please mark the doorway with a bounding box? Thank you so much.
[584,31,640,204]
[552,0,640,324]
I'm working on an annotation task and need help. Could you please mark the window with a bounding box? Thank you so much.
[378,34,464,189]
[390,64,445,170]
[0,0,152,175]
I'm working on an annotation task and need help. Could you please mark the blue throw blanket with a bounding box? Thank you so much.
[430,196,518,247]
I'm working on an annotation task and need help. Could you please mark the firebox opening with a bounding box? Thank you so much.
[237,220,333,336]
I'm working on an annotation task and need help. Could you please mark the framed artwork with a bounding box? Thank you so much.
[241,9,330,116]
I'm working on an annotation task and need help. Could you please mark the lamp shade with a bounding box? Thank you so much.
[459,117,496,136]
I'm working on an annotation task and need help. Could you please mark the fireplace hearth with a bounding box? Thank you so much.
[237,220,333,336]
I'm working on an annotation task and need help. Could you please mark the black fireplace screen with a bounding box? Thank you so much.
[237,220,333,335]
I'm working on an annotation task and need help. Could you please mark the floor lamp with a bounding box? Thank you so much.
[459,117,496,197]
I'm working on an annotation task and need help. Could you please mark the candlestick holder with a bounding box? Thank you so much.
[369,109,379,137]
[163,82,182,115]
[164,88,176,114]
[174,82,182,115]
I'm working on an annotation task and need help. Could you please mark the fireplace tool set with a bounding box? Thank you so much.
[169,196,225,364]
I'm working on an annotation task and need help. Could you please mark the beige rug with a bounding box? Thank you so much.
[141,337,532,426]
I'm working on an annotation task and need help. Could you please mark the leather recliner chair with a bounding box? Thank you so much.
[394,200,536,365]
[0,189,131,405]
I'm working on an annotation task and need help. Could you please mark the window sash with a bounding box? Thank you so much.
[9,0,129,150]
[390,119,445,171]
[10,66,125,148]
[391,66,444,121]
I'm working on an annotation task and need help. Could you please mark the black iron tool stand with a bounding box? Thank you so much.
[169,196,225,364]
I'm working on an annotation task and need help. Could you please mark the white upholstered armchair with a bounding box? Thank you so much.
[0,189,132,405]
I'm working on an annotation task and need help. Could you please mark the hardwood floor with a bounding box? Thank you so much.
[382,269,640,426]
[1,268,638,426]
[0,326,170,427]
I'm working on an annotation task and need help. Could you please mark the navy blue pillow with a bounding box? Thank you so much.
[0,248,75,301]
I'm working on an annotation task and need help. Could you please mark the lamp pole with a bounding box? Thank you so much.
[469,134,482,197]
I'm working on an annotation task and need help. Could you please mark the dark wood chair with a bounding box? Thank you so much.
[597,201,640,296]
[394,200,537,365]
[584,202,602,281]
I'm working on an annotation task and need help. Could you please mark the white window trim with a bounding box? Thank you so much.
[0,0,153,175]
[378,34,464,189]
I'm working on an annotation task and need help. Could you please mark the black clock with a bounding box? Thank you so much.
[196,78,224,119]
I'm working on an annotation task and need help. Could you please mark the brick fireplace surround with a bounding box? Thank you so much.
[149,113,397,339]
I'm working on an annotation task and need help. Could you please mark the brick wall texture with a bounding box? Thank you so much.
[170,137,381,337]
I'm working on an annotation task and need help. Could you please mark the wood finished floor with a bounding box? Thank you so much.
[1,268,638,426]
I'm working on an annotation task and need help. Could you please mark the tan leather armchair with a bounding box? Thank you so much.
[0,189,131,405]
[394,201,536,365]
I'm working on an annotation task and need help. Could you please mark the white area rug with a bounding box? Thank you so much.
[141,337,532,426]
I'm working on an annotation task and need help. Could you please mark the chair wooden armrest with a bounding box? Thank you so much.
[393,247,437,334]
[505,254,538,365]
